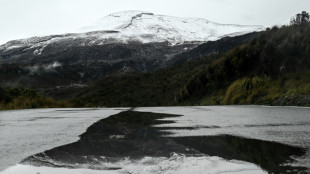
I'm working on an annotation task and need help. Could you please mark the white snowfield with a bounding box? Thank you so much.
[82,10,264,44]
[0,10,264,52]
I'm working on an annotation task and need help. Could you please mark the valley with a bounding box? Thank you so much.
[1,6,310,174]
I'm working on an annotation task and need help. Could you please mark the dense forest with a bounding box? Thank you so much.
[1,12,310,109]
[175,14,310,106]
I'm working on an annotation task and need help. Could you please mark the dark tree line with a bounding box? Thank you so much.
[290,11,309,25]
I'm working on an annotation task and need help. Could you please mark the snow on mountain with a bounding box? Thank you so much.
[0,11,264,53]
[82,10,264,44]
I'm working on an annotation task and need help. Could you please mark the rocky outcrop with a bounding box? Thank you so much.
[272,95,310,106]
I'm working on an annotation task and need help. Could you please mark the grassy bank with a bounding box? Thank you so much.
[199,73,310,106]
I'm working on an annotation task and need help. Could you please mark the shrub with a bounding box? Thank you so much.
[224,77,265,104]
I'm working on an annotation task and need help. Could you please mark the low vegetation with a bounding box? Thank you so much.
[218,73,310,106]
[0,87,72,110]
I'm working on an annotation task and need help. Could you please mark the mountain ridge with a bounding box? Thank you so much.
[0,10,264,53]
[2,13,310,109]
[0,11,263,89]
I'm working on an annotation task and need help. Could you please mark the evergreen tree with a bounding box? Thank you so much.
[290,11,309,25]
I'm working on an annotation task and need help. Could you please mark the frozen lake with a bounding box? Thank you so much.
[1,106,309,173]
[0,108,127,171]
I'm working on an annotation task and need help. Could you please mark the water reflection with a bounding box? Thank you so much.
[21,111,306,173]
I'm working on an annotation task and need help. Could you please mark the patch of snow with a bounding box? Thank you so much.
[25,61,62,74]
[33,44,47,55]
[0,10,265,53]
[5,45,23,50]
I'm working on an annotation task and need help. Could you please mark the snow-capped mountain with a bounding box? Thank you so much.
[0,11,263,89]
[0,11,264,53]
[80,10,264,44]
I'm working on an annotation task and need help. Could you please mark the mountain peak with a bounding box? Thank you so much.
[108,10,154,17]
[0,11,264,52]
[79,11,264,44]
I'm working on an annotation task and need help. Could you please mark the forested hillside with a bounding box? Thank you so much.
[1,12,310,109]
[73,12,310,107]
[176,13,310,106]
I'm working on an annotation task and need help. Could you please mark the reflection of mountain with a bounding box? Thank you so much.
[22,111,306,173]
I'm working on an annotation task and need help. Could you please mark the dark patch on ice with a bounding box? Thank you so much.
[22,111,199,166]
[189,106,212,111]
[21,111,307,173]
[173,136,307,174]
[19,117,68,122]
[156,125,221,130]
[17,116,70,122]
[113,108,130,111]
[54,108,100,112]
[243,122,310,127]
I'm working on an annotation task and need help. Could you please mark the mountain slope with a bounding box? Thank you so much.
[0,11,264,57]
[167,32,259,66]
[70,23,310,107]
[0,11,263,88]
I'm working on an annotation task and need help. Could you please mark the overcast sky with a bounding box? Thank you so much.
[0,0,309,44]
